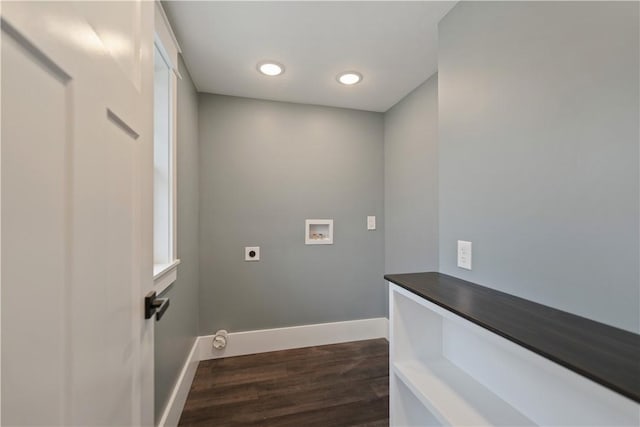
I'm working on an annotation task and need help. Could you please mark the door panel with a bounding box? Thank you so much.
[73,0,145,96]
[82,0,143,90]
[104,117,137,426]
[1,1,154,425]
[1,24,73,426]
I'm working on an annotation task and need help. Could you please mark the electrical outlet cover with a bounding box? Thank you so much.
[367,216,376,230]
[245,246,260,261]
[457,240,472,270]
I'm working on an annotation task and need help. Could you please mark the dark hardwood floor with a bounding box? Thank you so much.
[178,338,389,427]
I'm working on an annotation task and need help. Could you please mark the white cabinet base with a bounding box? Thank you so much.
[389,283,640,427]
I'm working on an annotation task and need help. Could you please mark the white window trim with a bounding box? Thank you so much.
[154,1,181,292]
[155,1,182,73]
[153,259,181,294]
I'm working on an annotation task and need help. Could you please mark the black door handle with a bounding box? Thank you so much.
[145,291,170,321]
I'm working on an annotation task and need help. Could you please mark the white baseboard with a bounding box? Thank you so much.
[157,317,389,426]
[198,317,389,361]
[157,338,199,427]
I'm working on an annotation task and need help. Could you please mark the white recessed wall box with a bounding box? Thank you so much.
[305,219,333,245]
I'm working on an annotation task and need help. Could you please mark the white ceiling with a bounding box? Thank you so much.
[163,1,456,112]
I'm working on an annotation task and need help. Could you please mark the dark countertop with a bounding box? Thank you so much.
[385,272,640,403]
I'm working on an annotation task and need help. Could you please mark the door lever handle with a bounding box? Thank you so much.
[145,291,170,321]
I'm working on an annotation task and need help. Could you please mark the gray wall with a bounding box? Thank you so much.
[155,56,200,421]
[198,94,385,334]
[438,1,639,332]
[384,74,439,275]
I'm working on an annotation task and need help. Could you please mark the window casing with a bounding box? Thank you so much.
[153,2,181,292]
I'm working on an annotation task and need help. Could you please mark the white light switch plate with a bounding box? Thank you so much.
[367,216,376,230]
[457,240,472,270]
[245,246,260,261]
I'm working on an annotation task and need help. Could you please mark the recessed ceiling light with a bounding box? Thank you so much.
[257,61,284,77]
[337,71,362,85]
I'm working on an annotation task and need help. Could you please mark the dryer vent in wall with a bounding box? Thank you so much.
[212,330,228,350]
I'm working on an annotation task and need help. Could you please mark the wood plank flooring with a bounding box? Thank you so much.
[178,338,389,426]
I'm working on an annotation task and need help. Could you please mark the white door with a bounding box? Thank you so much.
[1,1,155,425]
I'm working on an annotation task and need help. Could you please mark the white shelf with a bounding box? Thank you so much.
[394,377,442,427]
[393,359,534,427]
[389,282,640,427]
